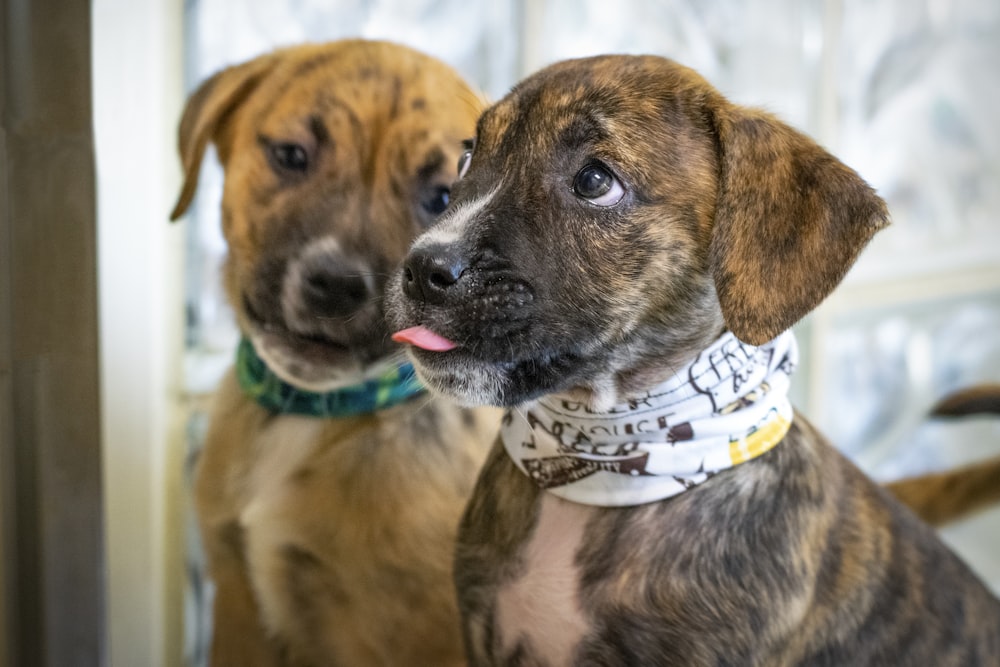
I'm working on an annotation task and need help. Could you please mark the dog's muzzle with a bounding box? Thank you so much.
[400,241,468,305]
[395,238,535,349]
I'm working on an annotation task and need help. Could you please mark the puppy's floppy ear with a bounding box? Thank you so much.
[708,104,889,345]
[169,53,280,221]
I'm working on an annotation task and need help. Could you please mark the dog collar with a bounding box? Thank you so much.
[500,331,798,507]
[235,337,425,417]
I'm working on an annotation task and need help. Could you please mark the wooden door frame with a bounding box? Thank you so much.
[1,0,105,665]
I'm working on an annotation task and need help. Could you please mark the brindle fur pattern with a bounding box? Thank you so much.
[387,55,1000,665]
[173,40,499,666]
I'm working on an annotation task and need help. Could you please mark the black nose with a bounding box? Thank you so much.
[402,243,468,304]
[302,265,370,318]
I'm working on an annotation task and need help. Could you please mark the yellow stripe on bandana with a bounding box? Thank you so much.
[729,412,791,466]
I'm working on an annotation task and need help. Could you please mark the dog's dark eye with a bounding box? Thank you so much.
[573,163,625,206]
[421,185,451,216]
[457,149,473,179]
[270,142,309,172]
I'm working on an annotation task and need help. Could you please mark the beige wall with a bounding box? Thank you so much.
[93,0,186,665]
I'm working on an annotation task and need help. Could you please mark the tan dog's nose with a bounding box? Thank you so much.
[301,264,370,318]
[402,243,467,304]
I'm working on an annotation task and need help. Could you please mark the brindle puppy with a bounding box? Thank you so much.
[388,55,1000,665]
[172,40,499,666]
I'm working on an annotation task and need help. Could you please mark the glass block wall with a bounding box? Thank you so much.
[178,0,1000,662]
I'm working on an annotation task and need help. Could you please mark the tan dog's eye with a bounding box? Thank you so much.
[457,149,473,179]
[270,142,309,173]
[421,185,451,217]
[573,163,625,207]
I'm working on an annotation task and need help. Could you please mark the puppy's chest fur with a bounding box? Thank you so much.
[495,493,593,665]
[199,371,494,665]
[458,418,1000,666]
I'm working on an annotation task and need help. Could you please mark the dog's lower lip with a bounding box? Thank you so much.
[297,332,350,352]
[258,328,350,358]
[242,298,353,354]
[391,326,459,352]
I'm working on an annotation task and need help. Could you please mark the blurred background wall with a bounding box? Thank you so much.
[92,1,1000,665]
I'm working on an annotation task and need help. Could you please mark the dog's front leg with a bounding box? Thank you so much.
[208,561,288,667]
[455,442,530,664]
[456,441,594,666]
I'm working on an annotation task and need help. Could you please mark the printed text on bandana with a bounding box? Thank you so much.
[501,332,798,506]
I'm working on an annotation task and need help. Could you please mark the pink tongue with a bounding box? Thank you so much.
[391,326,458,352]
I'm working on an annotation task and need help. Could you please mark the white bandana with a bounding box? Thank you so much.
[500,331,798,507]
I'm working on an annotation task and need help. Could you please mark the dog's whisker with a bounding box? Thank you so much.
[455,87,490,121]
[343,311,366,325]
[511,405,531,429]
[406,388,438,414]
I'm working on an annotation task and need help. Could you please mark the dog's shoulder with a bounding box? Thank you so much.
[768,416,1000,663]
[570,420,1000,664]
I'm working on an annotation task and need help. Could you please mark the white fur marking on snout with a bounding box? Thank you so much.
[282,236,376,329]
[410,184,501,251]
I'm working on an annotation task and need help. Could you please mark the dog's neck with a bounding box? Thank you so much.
[500,331,798,507]
[235,337,425,418]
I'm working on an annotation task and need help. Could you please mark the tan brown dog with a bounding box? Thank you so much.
[888,384,1000,527]
[171,40,499,666]
[388,55,1000,665]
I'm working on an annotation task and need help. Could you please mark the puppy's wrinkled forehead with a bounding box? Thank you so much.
[475,55,715,163]
[250,52,455,148]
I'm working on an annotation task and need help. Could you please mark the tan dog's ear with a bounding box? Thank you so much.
[708,105,889,345]
[169,53,280,221]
